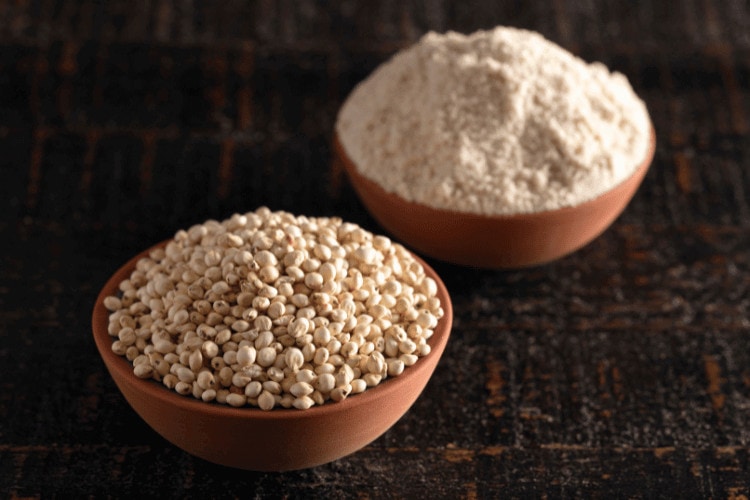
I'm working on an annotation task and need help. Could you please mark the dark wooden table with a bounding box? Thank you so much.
[3,1,750,497]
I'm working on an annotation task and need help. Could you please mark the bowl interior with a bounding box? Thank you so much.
[92,240,453,471]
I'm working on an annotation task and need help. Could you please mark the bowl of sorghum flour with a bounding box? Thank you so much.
[335,26,655,268]
[92,208,452,471]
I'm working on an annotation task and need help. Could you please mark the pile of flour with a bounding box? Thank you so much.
[336,27,652,215]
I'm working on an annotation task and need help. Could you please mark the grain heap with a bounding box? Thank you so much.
[336,26,652,215]
[103,208,444,410]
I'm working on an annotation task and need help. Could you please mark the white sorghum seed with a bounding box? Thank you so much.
[304,272,324,290]
[154,359,170,376]
[313,326,331,345]
[343,316,357,333]
[184,334,203,349]
[416,311,437,329]
[284,347,305,372]
[407,323,422,339]
[330,385,351,402]
[402,307,419,322]
[336,364,355,388]
[296,369,316,384]
[257,346,276,367]
[154,340,177,354]
[297,306,316,320]
[293,396,315,410]
[176,366,196,383]
[311,390,325,406]
[120,314,138,329]
[284,250,305,268]
[231,319,250,333]
[316,373,336,393]
[288,317,310,338]
[366,352,386,375]
[313,244,332,261]
[178,350,191,366]
[111,340,127,356]
[215,328,232,345]
[384,337,399,358]
[258,390,275,411]
[259,265,279,283]
[319,262,336,281]
[162,373,178,389]
[290,293,308,308]
[313,347,329,365]
[314,363,336,375]
[104,296,122,311]
[263,380,282,395]
[232,372,252,388]
[216,389,229,404]
[254,250,277,267]
[197,370,216,390]
[258,285,278,299]
[245,381,262,398]
[223,350,238,366]
[192,382,203,399]
[226,393,247,408]
[286,266,305,282]
[351,379,367,394]
[330,308,346,323]
[267,301,285,319]
[399,338,417,355]
[268,367,285,382]
[327,339,342,354]
[106,209,443,410]
[363,373,382,387]
[301,258,321,273]
[175,381,192,395]
[236,345,256,367]
[210,357,225,372]
[387,359,405,377]
[255,330,274,349]
[117,328,136,346]
[172,309,189,326]
[340,341,358,358]
[400,349,421,365]
[219,366,234,386]
[197,324,217,339]
[290,382,314,398]
[252,296,270,311]
[360,342,375,356]
[189,350,203,372]
[134,363,154,379]
[279,393,294,408]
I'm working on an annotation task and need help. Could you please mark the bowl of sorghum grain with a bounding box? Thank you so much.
[92,208,452,471]
[334,27,655,268]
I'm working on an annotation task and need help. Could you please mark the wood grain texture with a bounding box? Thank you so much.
[1,0,750,497]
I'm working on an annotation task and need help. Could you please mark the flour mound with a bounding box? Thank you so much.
[336,27,651,215]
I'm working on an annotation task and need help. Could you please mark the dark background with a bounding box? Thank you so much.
[2,1,750,497]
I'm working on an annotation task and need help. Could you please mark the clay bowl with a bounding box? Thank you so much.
[334,127,656,268]
[92,241,453,472]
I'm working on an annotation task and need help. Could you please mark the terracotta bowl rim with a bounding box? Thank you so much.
[92,239,454,422]
[335,124,656,222]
